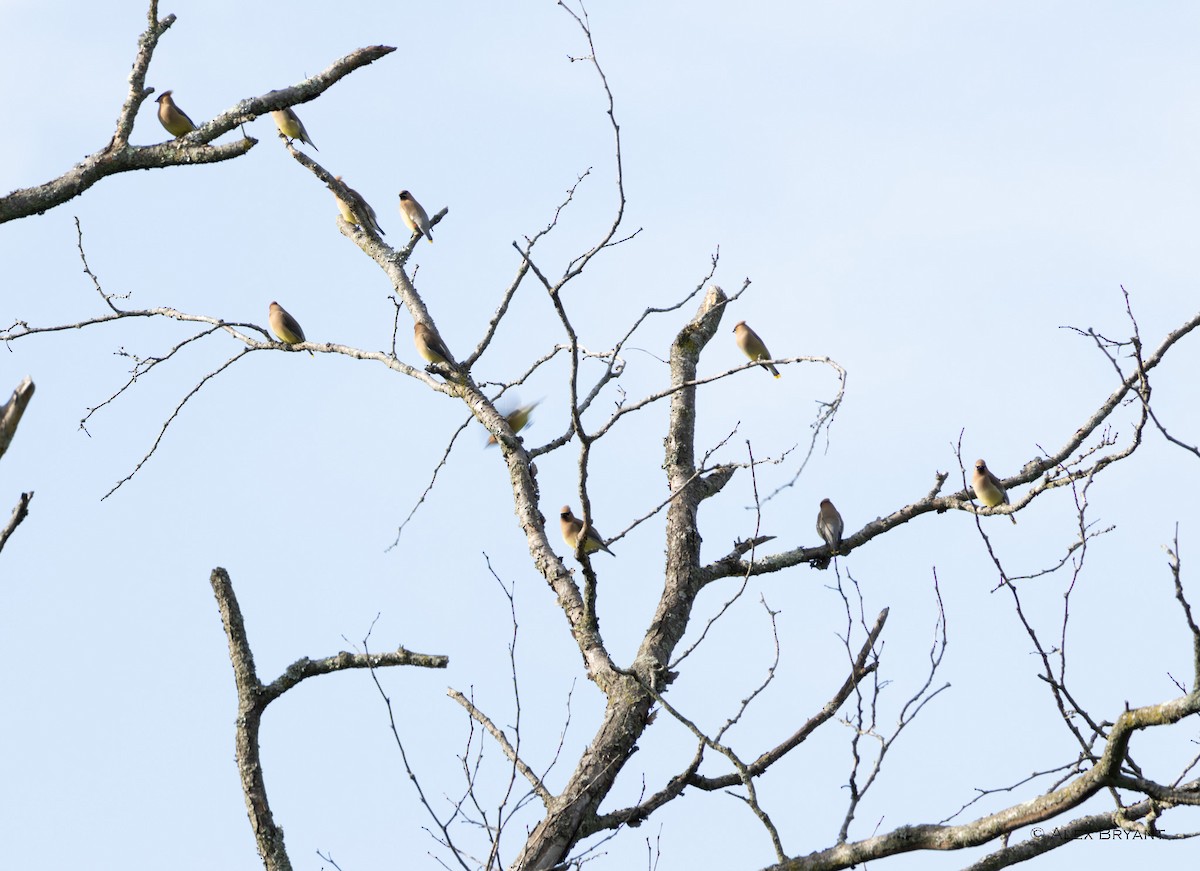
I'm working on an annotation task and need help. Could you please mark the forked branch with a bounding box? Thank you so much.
[0,0,393,224]
[209,567,447,871]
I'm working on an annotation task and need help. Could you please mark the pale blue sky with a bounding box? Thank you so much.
[2,2,1199,869]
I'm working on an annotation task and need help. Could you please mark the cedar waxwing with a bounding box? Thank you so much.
[268,301,312,356]
[972,459,1017,524]
[333,177,385,236]
[413,321,453,367]
[733,321,780,378]
[486,402,541,447]
[816,498,844,551]
[398,190,433,243]
[560,505,615,557]
[155,91,197,138]
[270,107,317,150]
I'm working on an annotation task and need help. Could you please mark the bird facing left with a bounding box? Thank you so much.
[559,505,616,557]
[155,90,197,138]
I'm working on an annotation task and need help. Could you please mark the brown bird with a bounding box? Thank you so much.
[155,91,197,138]
[270,107,317,150]
[733,321,780,378]
[972,459,1017,524]
[398,190,433,243]
[268,302,312,356]
[413,321,453,367]
[560,505,615,557]
[333,176,385,236]
[486,402,540,447]
[816,498,844,551]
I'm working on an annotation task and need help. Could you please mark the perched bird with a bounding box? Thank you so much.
[268,301,312,355]
[413,321,454,367]
[270,107,317,150]
[155,91,197,138]
[971,459,1017,524]
[733,321,780,378]
[486,401,541,447]
[398,190,433,243]
[333,176,385,236]
[560,505,615,557]
[816,498,844,551]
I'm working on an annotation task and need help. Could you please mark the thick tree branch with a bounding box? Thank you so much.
[274,33,624,720]
[765,690,1200,870]
[508,283,729,871]
[0,376,35,461]
[961,786,1200,871]
[210,567,292,871]
[0,376,36,553]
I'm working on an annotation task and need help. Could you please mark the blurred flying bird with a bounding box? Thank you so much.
[486,401,541,447]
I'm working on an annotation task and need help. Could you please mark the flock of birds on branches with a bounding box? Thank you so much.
[154,90,1019,568]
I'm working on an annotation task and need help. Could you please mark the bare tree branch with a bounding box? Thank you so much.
[464,171,596,369]
[592,608,885,832]
[960,786,1200,871]
[7,5,1200,870]
[210,567,447,871]
[0,376,35,462]
[0,0,394,224]
[1166,530,1200,687]
[363,637,473,871]
[449,689,553,807]
[0,491,34,556]
[554,0,634,284]
[698,307,1200,586]
[763,642,1200,869]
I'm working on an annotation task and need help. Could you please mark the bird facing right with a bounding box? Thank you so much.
[486,401,541,447]
[971,459,1017,524]
[270,107,318,150]
[155,91,197,138]
[333,176,385,236]
[560,505,615,557]
[398,190,433,243]
[733,321,781,378]
[268,302,312,356]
